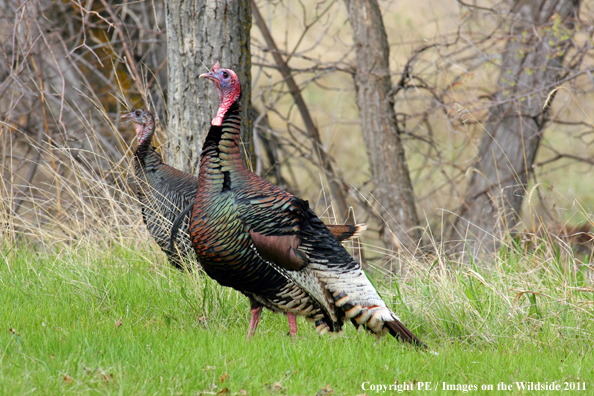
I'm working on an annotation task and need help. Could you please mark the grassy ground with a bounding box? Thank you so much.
[1,242,593,395]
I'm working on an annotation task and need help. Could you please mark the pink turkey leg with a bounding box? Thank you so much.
[247,306,262,341]
[287,312,298,336]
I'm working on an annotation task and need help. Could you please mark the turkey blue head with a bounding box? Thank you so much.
[199,61,241,126]
[122,109,155,145]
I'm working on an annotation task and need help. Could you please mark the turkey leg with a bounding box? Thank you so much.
[287,312,297,336]
[246,306,262,341]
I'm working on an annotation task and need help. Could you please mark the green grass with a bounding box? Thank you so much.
[1,242,593,395]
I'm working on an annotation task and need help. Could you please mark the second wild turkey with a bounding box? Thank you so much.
[189,62,425,347]
[123,109,198,270]
[123,108,367,335]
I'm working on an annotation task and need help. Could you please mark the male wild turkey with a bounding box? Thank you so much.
[189,62,424,347]
[123,108,366,335]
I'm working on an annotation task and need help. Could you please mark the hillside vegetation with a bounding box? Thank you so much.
[1,241,592,394]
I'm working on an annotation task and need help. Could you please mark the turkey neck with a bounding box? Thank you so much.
[198,99,247,190]
[134,121,158,166]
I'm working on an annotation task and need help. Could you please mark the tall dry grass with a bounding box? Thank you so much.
[0,0,167,251]
[1,104,142,248]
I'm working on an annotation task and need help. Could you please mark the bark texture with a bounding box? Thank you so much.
[165,0,253,175]
[452,0,580,252]
[344,0,421,250]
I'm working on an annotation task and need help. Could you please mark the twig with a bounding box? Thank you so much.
[12,124,43,215]
[252,1,350,222]
[99,0,147,103]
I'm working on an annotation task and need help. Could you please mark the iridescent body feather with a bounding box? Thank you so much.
[190,63,425,347]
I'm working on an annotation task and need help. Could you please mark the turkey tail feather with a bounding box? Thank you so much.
[385,315,427,349]
[329,224,367,241]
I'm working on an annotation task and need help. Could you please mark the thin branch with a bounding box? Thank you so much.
[252,0,350,222]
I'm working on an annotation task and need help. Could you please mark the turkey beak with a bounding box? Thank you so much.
[121,113,132,120]
[199,71,216,81]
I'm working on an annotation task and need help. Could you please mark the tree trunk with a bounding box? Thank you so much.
[165,0,253,175]
[343,0,421,251]
[452,0,580,253]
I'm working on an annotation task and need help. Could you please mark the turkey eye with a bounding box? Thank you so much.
[135,110,141,117]
[222,71,229,79]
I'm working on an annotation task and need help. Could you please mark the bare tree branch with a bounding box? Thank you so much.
[252,0,351,223]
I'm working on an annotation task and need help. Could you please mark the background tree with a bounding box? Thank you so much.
[343,0,421,251]
[165,0,253,174]
[450,0,581,252]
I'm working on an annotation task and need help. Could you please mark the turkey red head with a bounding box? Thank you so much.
[122,109,155,145]
[199,61,241,126]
